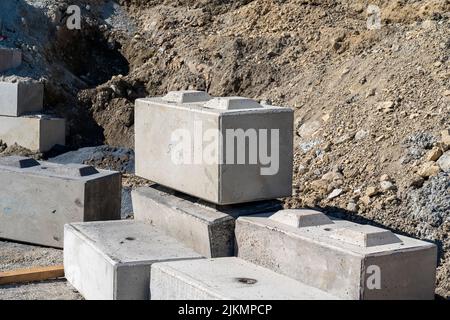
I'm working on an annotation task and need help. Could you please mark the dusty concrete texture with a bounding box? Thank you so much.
[151,257,339,300]
[64,220,203,300]
[235,211,437,300]
[0,114,65,152]
[132,185,282,257]
[135,91,293,205]
[0,80,43,116]
[0,156,121,248]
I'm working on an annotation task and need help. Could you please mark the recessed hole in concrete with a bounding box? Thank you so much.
[125,237,136,241]
[235,277,257,285]
[324,228,332,231]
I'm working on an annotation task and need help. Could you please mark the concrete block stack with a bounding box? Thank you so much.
[0,49,65,152]
[64,90,437,300]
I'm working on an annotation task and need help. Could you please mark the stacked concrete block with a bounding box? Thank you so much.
[132,185,282,257]
[0,114,65,152]
[135,90,294,205]
[64,221,203,300]
[0,75,65,152]
[0,156,121,248]
[0,48,22,72]
[151,257,339,300]
[235,209,437,300]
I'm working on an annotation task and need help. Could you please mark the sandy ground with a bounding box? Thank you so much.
[0,240,82,300]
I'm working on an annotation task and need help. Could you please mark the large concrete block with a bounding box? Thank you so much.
[132,185,282,257]
[151,257,339,300]
[135,90,293,205]
[0,156,121,248]
[0,81,43,116]
[64,221,203,300]
[0,48,22,72]
[0,114,65,152]
[235,209,437,300]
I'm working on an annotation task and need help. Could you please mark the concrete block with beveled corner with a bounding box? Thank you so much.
[132,185,282,257]
[150,257,339,300]
[0,48,22,72]
[0,114,65,152]
[0,81,43,116]
[235,209,437,300]
[0,156,121,248]
[64,220,203,300]
[135,90,293,205]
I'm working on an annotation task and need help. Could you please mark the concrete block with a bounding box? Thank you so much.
[151,257,339,300]
[235,209,437,300]
[135,90,293,205]
[0,156,121,248]
[0,48,22,72]
[64,220,203,300]
[0,114,65,152]
[132,185,282,257]
[0,81,43,116]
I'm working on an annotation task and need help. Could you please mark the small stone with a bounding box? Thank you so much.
[409,175,425,188]
[441,129,450,146]
[365,186,378,197]
[443,90,450,97]
[328,188,343,199]
[437,151,450,172]
[310,179,328,193]
[380,181,396,191]
[360,195,372,206]
[355,130,368,141]
[425,147,443,162]
[417,161,441,178]
[379,174,391,182]
[297,120,322,138]
[347,202,358,211]
[377,101,394,113]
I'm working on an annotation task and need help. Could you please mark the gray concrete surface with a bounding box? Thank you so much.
[0,81,43,116]
[135,90,293,205]
[64,220,203,300]
[235,210,437,300]
[0,156,121,248]
[151,257,339,300]
[0,48,21,72]
[0,114,65,152]
[132,185,282,257]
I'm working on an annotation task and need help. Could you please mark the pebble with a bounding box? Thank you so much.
[365,186,378,197]
[417,161,441,178]
[328,188,343,199]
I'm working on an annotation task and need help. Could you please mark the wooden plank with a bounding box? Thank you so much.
[0,265,65,285]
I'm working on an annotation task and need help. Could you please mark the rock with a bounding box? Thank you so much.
[327,188,343,199]
[379,174,391,182]
[380,181,396,191]
[360,195,372,206]
[347,202,358,211]
[425,147,443,162]
[437,151,450,172]
[322,171,343,181]
[334,133,354,145]
[355,130,368,141]
[417,161,441,178]
[297,120,321,138]
[365,186,378,197]
[409,175,425,188]
[441,129,450,147]
[310,179,328,193]
[377,101,394,113]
